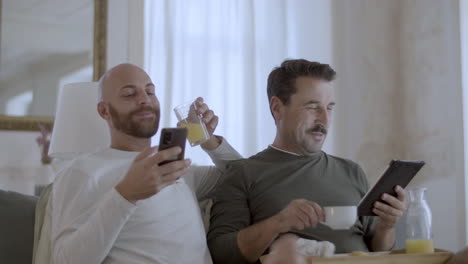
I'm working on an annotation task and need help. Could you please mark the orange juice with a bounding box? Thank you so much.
[405,239,434,254]
[179,122,208,145]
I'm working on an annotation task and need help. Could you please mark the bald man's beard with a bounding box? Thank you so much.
[108,103,160,138]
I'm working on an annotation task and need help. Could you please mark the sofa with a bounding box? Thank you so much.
[0,190,38,264]
[0,188,409,264]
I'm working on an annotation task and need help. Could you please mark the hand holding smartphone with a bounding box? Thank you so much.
[158,127,188,165]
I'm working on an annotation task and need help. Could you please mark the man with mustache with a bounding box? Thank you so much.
[208,59,406,264]
[50,63,241,263]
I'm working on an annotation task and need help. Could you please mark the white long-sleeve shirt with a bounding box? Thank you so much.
[51,138,241,264]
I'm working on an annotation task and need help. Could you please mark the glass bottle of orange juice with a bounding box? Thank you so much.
[405,188,434,254]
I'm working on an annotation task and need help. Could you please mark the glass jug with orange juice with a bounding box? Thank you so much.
[405,188,434,254]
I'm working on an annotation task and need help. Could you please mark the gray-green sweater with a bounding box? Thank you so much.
[208,147,376,264]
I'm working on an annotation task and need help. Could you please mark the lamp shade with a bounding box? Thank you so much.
[48,82,110,159]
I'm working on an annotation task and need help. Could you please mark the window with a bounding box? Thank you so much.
[145,0,334,164]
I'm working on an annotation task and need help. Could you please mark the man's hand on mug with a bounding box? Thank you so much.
[373,185,406,229]
[194,97,221,150]
[272,199,325,233]
[115,146,191,203]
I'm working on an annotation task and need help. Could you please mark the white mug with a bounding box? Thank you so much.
[322,206,357,230]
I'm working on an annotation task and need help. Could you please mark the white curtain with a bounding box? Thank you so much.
[145,0,333,165]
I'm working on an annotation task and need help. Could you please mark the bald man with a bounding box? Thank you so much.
[50,64,241,263]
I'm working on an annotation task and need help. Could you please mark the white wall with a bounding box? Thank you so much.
[333,0,466,251]
[461,0,468,245]
[332,0,401,178]
[399,0,465,251]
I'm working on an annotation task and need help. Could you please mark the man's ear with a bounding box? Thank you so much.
[270,96,284,123]
[97,102,110,120]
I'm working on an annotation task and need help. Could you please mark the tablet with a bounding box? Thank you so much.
[357,160,425,216]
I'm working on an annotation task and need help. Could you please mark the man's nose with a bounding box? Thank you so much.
[136,91,151,105]
[317,107,330,126]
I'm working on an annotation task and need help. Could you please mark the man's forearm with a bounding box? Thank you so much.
[201,135,222,150]
[371,221,396,251]
[204,136,242,169]
[237,216,282,262]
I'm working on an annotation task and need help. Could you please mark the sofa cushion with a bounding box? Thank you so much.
[0,190,38,264]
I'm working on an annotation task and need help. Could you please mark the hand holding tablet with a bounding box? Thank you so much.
[358,160,425,216]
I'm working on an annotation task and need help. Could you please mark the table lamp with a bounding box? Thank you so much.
[48,82,110,159]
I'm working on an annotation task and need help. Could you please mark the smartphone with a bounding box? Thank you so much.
[158,127,188,165]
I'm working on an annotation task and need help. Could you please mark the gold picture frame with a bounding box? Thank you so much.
[0,0,108,131]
